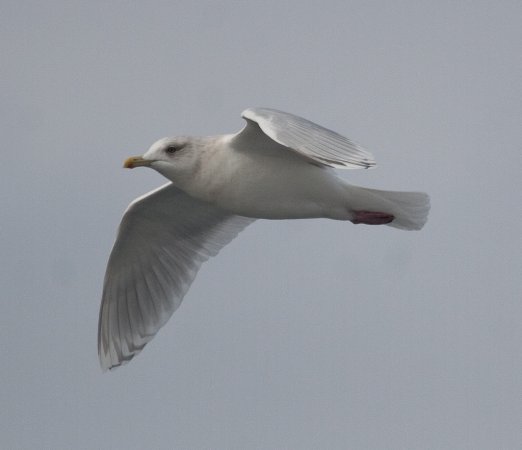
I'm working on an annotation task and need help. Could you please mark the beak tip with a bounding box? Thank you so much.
[123,155,150,169]
[123,156,141,169]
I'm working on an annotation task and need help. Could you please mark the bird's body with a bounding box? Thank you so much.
[164,134,349,220]
[99,108,430,370]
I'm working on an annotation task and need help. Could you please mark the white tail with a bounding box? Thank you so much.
[347,186,431,230]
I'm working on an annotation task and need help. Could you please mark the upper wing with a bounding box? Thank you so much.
[98,183,254,370]
[236,108,376,169]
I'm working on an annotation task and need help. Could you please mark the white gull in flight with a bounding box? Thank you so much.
[98,108,430,370]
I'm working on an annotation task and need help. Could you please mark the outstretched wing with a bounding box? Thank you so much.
[98,183,253,370]
[235,107,376,169]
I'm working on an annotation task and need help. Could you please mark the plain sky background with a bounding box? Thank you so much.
[2,1,521,449]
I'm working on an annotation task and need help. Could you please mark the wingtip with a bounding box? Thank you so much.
[99,356,124,372]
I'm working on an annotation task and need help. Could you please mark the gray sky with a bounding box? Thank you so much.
[2,1,521,449]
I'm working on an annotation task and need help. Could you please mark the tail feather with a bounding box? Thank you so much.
[349,186,430,230]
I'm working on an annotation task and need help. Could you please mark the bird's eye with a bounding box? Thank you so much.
[165,146,178,154]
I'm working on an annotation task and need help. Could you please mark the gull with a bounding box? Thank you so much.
[98,108,430,370]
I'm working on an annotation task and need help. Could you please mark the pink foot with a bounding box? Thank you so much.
[351,211,395,225]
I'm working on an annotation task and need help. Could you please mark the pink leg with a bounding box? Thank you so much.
[351,211,395,225]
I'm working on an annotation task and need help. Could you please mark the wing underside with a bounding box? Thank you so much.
[98,183,253,370]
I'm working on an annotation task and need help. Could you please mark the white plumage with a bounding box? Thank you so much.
[98,108,430,370]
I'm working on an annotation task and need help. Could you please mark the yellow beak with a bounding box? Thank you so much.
[123,156,151,169]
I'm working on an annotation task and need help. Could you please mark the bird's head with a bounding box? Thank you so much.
[124,136,203,184]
